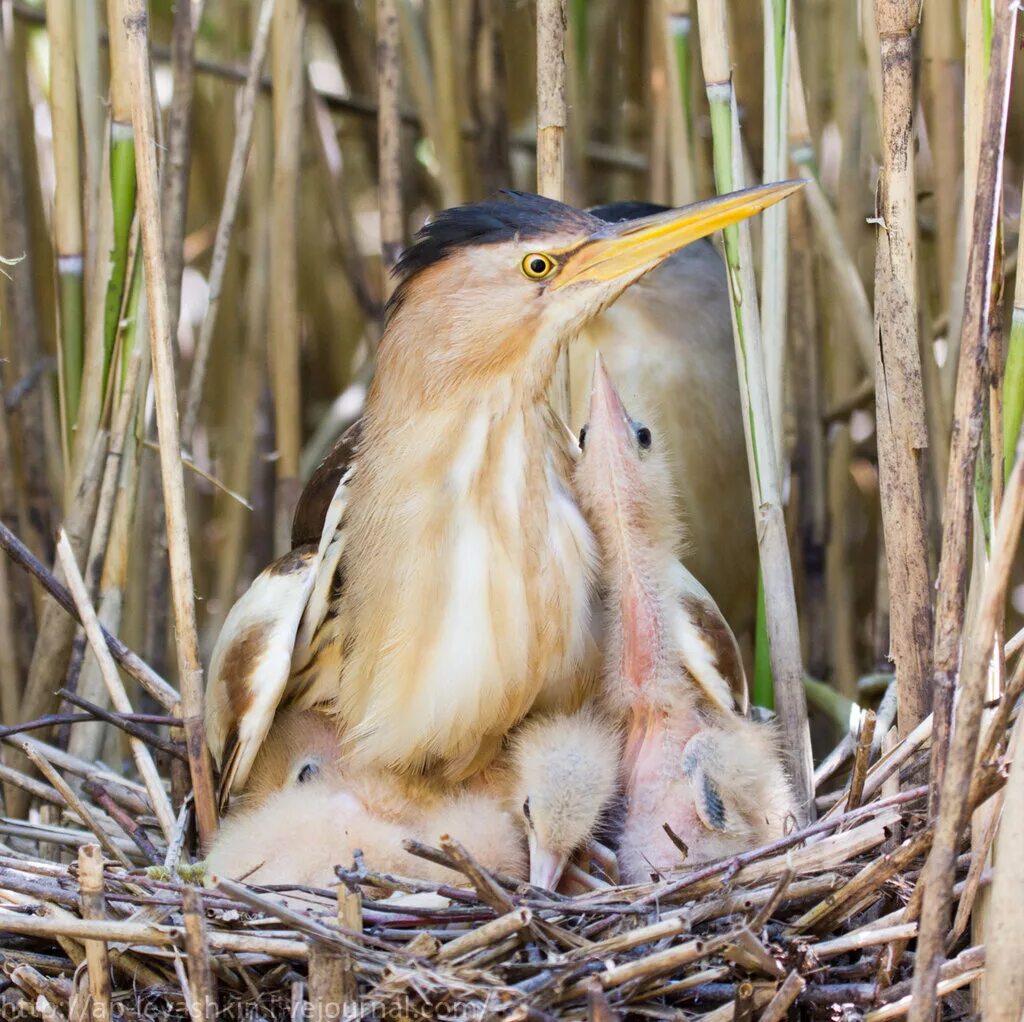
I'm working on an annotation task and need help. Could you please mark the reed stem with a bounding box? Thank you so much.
[121,0,218,847]
[694,0,813,821]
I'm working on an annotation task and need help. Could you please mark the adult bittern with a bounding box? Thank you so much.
[206,183,800,801]
[570,209,756,637]
[574,358,793,881]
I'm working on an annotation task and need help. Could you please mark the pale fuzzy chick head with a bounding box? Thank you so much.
[240,709,345,809]
[512,710,621,889]
[573,355,682,559]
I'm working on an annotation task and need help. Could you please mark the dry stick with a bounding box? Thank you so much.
[760,0,791,468]
[929,0,1018,804]
[871,0,933,737]
[910,383,1024,1009]
[377,0,403,289]
[16,742,134,869]
[12,435,106,820]
[54,531,176,843]
[81,780,162,865]
[308,940,347,1022]
[121,0,218,848]
[309,77,382,324]
[0,911,308,959]
[181,888,215,1022]
[0,519,178,710]
[869,969,985,1022]
[0,6,55,573]
[694,0,812,819]
[846,709,876,811]
[71,349,145,760]
[536,0,570,424]
[757,970,804,1022]
[335,888,360,1014]
[181,0,275,446]
[77,846,111,1022]
[160,0,198,348]
[58,689,185,761]
[981,712,1024,1019]
[268,0,306,553]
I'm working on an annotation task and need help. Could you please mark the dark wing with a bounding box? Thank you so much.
[291,419,362,548]
[207,465,352,809]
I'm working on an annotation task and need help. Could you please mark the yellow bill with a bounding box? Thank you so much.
[552,180,805,290]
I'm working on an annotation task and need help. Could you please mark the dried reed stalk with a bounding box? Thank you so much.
[871,0,933,736]
[182,0,275,446]
[760,0,791,466]
[46,0,84,447]
[77,845,110,1022]
[55,530,175,842]
[160,0,198,347]
[929,0,1017,802]
[536,0,570,424]
[911,312,1024,1022]
[694,0,812,819]
[120,0,217,847]
[377,0,403,286]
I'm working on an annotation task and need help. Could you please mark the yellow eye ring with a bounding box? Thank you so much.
[521,252,557,280]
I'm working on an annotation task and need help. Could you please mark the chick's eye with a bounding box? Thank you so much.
[636,426,652,450]
[522,798,532,823]
[578,425,588,450]
[297,761,320,784]
[522,253,556,280]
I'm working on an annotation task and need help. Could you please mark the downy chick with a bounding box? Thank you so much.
[574,356,794,883]
[507,710,620,890]
[208,712,525,886]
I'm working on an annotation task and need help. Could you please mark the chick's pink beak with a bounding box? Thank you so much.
[528,833,569,891]
[586,354,636,458]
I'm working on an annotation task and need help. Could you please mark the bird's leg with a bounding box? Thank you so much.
[584,838,620,884]
[562,861,612,893]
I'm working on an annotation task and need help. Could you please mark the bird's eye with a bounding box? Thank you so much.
[578,425,588,450]
[636,426,652,450]
[521,253,556,280]
[522,798,532,823]
[297,760,320,784]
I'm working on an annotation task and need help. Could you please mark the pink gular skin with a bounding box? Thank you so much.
[619,707,724,879]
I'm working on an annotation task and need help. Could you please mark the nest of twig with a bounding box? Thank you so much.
[0,682,1010,1022]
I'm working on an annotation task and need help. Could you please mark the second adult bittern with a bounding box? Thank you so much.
[207,183,800,796]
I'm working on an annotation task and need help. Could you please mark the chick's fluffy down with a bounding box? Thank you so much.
[206,784,525,886]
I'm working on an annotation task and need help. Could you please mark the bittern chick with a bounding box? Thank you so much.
[574,358,794,883]
[508,709,620,890]
[207,710,525,885]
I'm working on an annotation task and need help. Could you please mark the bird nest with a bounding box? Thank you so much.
[0,694,1006,1022]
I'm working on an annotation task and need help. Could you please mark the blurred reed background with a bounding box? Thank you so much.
[0,0,1022,818]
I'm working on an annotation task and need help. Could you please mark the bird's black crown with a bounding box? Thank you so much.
[387,191,599,316]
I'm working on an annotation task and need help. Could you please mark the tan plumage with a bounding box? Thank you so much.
[205,468,351,805]
[205,185,801,803]
[575,358,793,883]
[206,709,525,885]
[508,709,621,889]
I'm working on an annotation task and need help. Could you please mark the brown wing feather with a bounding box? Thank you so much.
[291,419,362,548]
[208,465,353,809]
